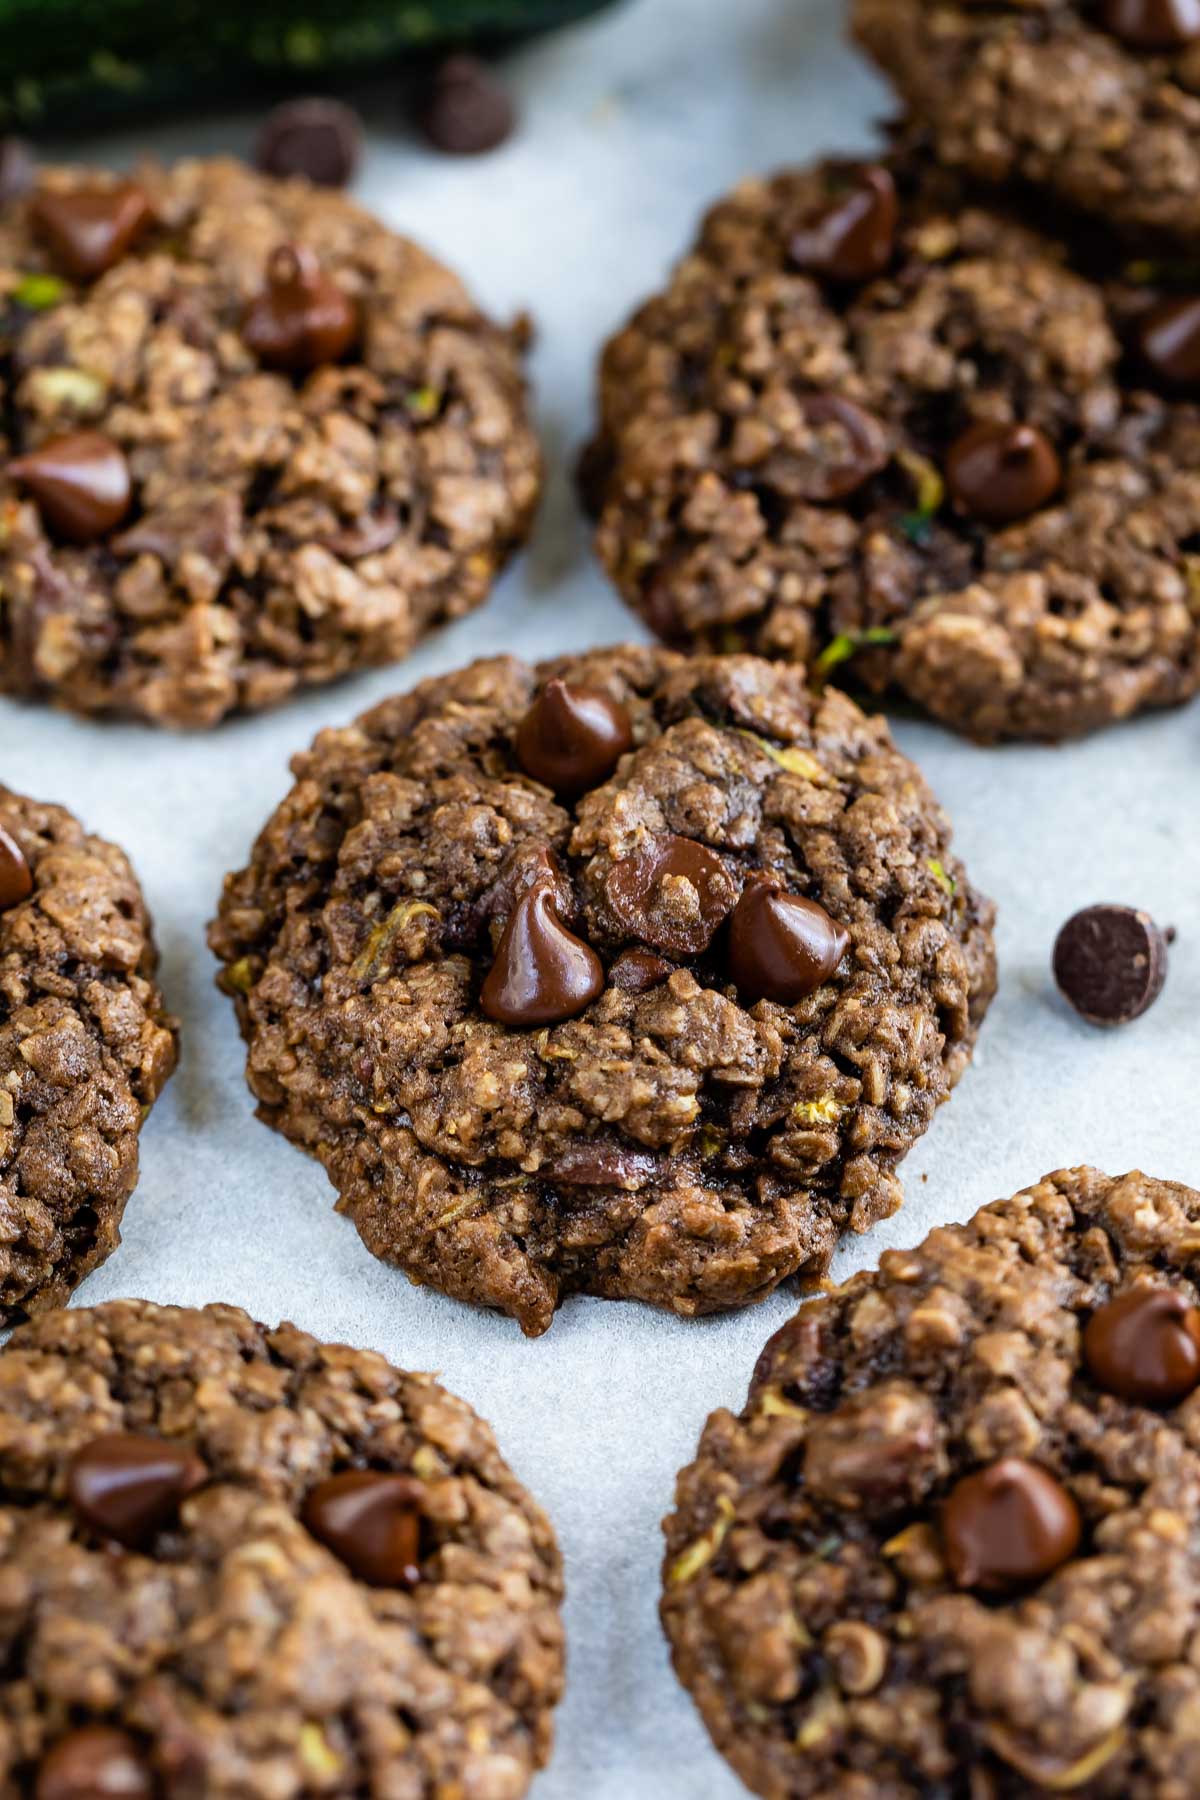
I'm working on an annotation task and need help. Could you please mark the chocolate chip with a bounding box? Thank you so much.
[254,97,363,187]
[942,1458,1082,1592]
[30,181,152,280]
[1102,0,1200,48]
[36,1726,153,1800]
[9,432,132,542]
[1052,903,1169,1027]
[788,164,898,285]
[302,1470,423,1587]
[608,947,674,994]
[242,243,359,372]
[727,883,850,1004]
[607,836,737,958]
[0,137,35,206]
[481,879,604,1026]
[1137,294,1200,388]
[945,420,1062,526]
[515,678,634,798]
[1084,1287,1200,1404]
[420,56,516,156]
[548,1145,659,1188]
[67,1432,207,1549]
[0,824,33,911]
[792,394,890,502]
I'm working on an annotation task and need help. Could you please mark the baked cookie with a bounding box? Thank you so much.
[583,151,1200,741]
[0,1298,564,1796]
[0,157,539,727]
[0,786,176,1319]
[208,647,996,1337]
[663,1166,1200,1798]
[854,0,1200,244]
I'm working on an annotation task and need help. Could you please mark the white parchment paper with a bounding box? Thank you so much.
[5,3,1199,1792]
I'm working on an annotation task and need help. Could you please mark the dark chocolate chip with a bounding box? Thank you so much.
[1084,1287,1200,1404]
[1138,294,1200,388]
[36,1726,153,1800]
[254,97,363,187]
[945,420,1062,526]
[791,394,889,502]
[9,432,132,542]
[67,1432,207,1549]
[1102,0,1200,48]
[515,678,634,798]
[0,136,35,206]
[421,55,516,156]
[727,883,849,1004]
[548,1144,659,1188]
[242,243,359,372]
[302,1470,423,1587]
[607,835,737,957]
[788,164,898,285]
[481,879,604,1026]
[0,824,33,911]
[608,947,674,993]
[31,181,152,280]
[1052,903,1169,1027]
[942,1458,1082,1592]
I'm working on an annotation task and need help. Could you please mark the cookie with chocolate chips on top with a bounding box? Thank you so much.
[209,646,996,1336]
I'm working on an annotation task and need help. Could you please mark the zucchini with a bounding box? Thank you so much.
[0,0,623,131]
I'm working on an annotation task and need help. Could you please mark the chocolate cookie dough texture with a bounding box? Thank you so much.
[0,786,176,1320]
[0,1299,564,1797]
[0,157,540,727]
[664,1166,1200,1798]
[209,646,996,1336]
[584,152,1200,740]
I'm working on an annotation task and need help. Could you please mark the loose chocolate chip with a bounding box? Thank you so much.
[481,880,604,1026]
[1138,294,1200,388]
[9,432,132,542]
[945,420,1062,526]
[242,243,359,372]
[31,181,152,280]
[67,1432,207,1549]
[548,1144,659,1188]
[254,97,363,187]
[421,56,516,156]
[788,164,898,285]
[607,835,737,958]
[1102,0,1200,48]
[1084,1287,1200,1404]
[1052,903,1169,1027]
[303,1470,423,1587]
[608,947,674,993]
[0,136,35,205]
[727,884,849,1004]
[36,1726,153,1800]
[515,678,634,798]
[942,1458,1082,1592]
[793,394,889,502]
[0,823,33,911]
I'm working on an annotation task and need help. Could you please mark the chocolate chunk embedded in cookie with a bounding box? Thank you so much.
[208,647,996,1336]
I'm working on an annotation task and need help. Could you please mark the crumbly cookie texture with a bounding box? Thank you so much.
[0,157,540,727]
[663,1167,1200,1799]
[0,1299,565,1797]
[854,0,1200,243]
[584,151,1200,742]
[208,647,996,1337]
[0,787,176,1318]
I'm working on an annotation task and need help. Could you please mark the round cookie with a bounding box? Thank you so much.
[854,0,1200,244]
[208,646,996,1337]
[583,152,1200,741]
[0,157,539,727]
[0,786,176,1319]
[663,1166,1200,1798]
[0,1298,564,1796]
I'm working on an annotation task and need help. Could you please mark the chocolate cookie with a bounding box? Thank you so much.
[208,646,996,1337]
[583,151,1200,741]
[663,1166,1200,1798]
[854,0,1200,244]
[0,1298,564,1795]
[0,157,539,727]
[0,786,176,1319]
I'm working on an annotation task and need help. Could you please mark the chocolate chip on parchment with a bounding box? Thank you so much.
[1052,903,1169,1026]
[942,1458,1081,1592]
[36,1726,153,1800]
[31,181,152,280]
[303,1470,423,1587]
[420,56,516,156]
[9,432,132,542]
[254,97,363,188]
[0,824,33,911]
[515,678,633,798]
[481,880,604,1026]
[67,1432,208,1549]
[1084,1287,1200,1405]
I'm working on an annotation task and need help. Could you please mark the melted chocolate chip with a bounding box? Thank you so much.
[607,836,737,957]
[421,56,516,156]
[945,421,1062,526]
[0,137,35,206]
[67,1432,208,1549]
[242,243,359,372]
[254,97,363,187]
[302,1470,423,1587]
[793,393,889,502]
[608,947,674,994]
[481,880,604,1026]
[1084,1287,1200,1404]
[727,884,850,1004]
[1138,294,1200,388]
[0,824,33,911]
[548,1145,659,1188]
[1102,0,1200,48]
[9,432,132,542]
[1052,903,1169,1027]
[31,181,152,280]
[942,1458,1082,1592]
[36,1726,153,1800]
[788,164,898,285]
[515,678,634,797]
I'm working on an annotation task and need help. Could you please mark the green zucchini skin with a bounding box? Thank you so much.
[0,0,623,130]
